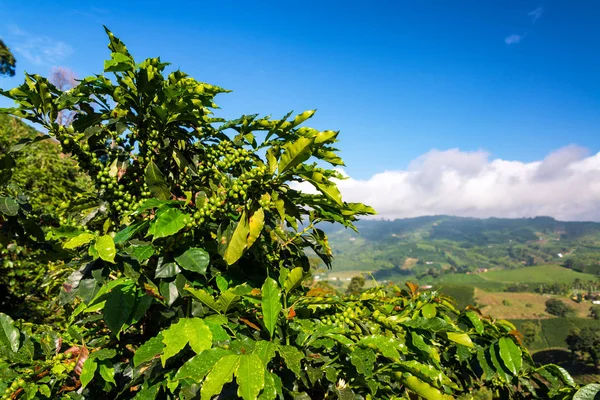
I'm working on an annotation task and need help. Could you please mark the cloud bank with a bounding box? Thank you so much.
[299,145,600,221]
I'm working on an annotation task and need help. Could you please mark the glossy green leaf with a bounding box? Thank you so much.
[80,358,98,389]
[247,208,265,248]
[463,311,484,335]
[359,335,404,360]
[99,362,116,385]
[175,247,209,274]
[103,283,136,338]
[446,332,474,348]
[148,208,187,239]
[261,278,282,339]
[174,348,233,381]
[200,354,240,400]
[63,232,96,249]
[127,244,155,262]
[498,337,522,375]
[283,267,304,294]
[155,260,181,279]
[278,136,314,174]
[114,220,149,244]
[161,318,212,365]
[145,160,170,200]
[350,347,376,377]
[222,212,249,265]
[0,196,19,216]
[134,333,165,366]
[236,354,265,400]
[253,341,277,366]
[421,303,437,319]
[96,234,116,263]
[186,287,220,312]
[277,345,303,376]
[258,371,279,400]
[573,383,600,400]
[0,313,20,353]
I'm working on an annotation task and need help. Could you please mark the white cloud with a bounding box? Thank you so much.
[528,6,543,24]
[296,146,600,221]
[7,25,73,66]
[505,34,524,45]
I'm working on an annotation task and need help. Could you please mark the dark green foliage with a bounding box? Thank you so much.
[345,275,365,294]
[0,39,16,77]
[546,298,576,317]
[566,327,600,370]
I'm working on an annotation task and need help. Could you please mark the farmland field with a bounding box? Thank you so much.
[474,289,592,319]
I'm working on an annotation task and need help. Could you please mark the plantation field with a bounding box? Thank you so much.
[475,289,592,319]
[510,318,600,351]
[480,265,597,285]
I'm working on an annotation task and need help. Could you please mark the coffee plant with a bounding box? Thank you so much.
[1,28,599,399]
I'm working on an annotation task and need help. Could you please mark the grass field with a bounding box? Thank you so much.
[480,265,597,285]
[417,265,598,292]
[475,289,593,319]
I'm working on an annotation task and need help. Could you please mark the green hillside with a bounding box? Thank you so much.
[324,216,600,279]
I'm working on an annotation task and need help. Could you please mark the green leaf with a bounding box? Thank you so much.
[261,278,282,339]
[0,313,20,353]
[0,196,19,216]
[350,347,376,377]
[161,318,212,365]
[186,287,221,313]
[277,345,303,376]
[114,220,149,244]
[258,371,279,400]
[283,267,305,294]
[222,212,250,265]
[278,136,314,175]
[80,358,98,389]
[96,235,116,263]
[38,385,51,398]
[145,160,171,200]
[134,333,165,366]
[175,247,209,275]
[573,383,600,400]
[155,260,181,279]
[200,354,240,400]
[174,348,233,381]
[99,362,116,385]
[421,303,437,319]
[498,337,522,376]
[446,332,474,348]
[103,283,136,338]
[63,232,96,249]
[127,244,155,262]
[463,311,484,335]
[236,354,265,400]
[104,52,134,72]
[247,208,265,248]
[359,335,404,360]
[540,364,576,388]
[148,208,187,239]
[253,341,277,366]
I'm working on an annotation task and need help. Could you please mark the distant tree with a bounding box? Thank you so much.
[521,321,539,345]
[545,298,576,317]
[566,327,600,371]
[0,39,16,77]
[346,275,365,295]
[590,305,600,320]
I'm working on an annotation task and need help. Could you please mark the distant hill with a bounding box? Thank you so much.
[322,215,600,277]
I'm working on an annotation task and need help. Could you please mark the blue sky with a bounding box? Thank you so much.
[2,1,600,220]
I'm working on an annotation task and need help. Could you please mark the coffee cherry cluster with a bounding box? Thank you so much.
[96,167,147,213]
[2,378,25,399]
[199,140,253,175]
